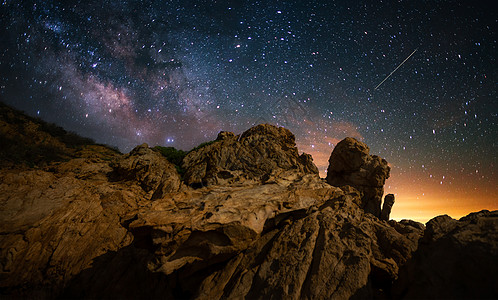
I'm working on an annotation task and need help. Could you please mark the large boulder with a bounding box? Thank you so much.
[182,124,319,187]
[326,137,390,217]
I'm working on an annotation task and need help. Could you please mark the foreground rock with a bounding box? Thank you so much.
[0,105,496,299]
[326,137,390,218]
[121,180,422,299]
[0,144,179,298]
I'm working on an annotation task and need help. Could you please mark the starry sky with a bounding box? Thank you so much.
[1,0,496,222]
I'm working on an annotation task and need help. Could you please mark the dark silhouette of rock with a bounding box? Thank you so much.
[182,124,319,187]
[381,194,395,221]
[326,137,390,218]
[393,210,498,299]
[0,105,496,299]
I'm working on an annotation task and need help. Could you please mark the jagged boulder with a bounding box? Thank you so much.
[112,143,181,199]
[182,124,319,187]
[393,210,498,299]
[326,137,390,217]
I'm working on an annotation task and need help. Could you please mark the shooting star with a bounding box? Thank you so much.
[374,48,418,90]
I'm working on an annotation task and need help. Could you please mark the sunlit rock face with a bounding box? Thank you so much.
[326,137,390,218]
[0,104,496,299]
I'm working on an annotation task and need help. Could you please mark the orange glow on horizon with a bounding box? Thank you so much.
[300,143,497,225]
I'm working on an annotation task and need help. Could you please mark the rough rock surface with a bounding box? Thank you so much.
[326,137,390,217]
[59,179,423,300]
[182,124,319,187]
[393,210,498,299]
[112,143,181,199]
[0,104,496,299]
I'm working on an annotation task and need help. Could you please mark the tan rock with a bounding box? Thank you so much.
[0,106,495,299]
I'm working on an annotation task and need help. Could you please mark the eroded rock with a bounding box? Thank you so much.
[0,107,495,300]
[182,124,319,187]
[112,143,181,199]
[127,178,422,299]
[326,137,390,218]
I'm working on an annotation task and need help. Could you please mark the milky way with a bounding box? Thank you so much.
[1,0,496,221]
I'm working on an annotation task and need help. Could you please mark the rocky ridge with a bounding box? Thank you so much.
[0,102,496,299]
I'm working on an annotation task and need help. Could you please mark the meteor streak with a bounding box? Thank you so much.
[374,49,418,90]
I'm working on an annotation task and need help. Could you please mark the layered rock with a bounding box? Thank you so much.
[393,210,498,299]
[182,124,319,187]
[63,177,423,299]
[0,114,182,298]
[326,137,390,218]
[0,106,496,300]
[0,156,137,297]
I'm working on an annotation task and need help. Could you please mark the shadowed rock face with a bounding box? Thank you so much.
[393,210,498,299]
[0,104,496,300]
[182,124,319,187]
[326,137,390,218]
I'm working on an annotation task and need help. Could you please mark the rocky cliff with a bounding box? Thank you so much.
[0,102,496,299]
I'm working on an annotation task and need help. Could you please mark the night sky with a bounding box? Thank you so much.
[1,0,496,222]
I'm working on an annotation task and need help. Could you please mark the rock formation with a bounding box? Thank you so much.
[326,137,390,218]
[182,124,318,187]
[0,102,496,299]
[381,194,395,221]
[112,143,181,199]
